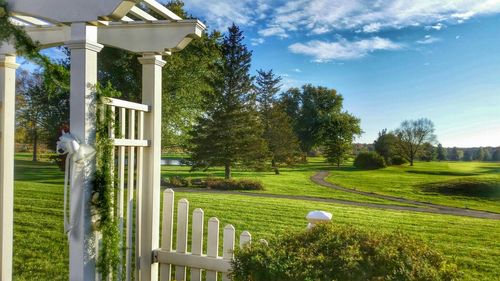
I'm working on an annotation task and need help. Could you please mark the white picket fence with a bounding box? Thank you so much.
[154,189,253,281]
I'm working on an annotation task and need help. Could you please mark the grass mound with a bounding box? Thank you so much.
[421,178,500,198]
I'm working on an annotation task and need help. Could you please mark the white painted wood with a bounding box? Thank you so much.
[141,0,182,20]
[66,23,103,281]
[103,97,150,112]
[0,54,19,281]
[155,252,231,273]
[222,225,235,281]
[160,189,174,281]
[98,20,205,54]
[7,0,136,22]
[126,109,136,281]
[239,231,252,248]
[135,110,145,281]
[113,139,149,147]
[117,107,126,280]
[138,54,165,281]
[206,218,220,281]
[11,14,50,26]
[191,208,204,281]
[175,199,189,281]
[129,6,157,21]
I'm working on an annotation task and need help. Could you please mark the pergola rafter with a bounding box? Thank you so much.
[0,1,205,281]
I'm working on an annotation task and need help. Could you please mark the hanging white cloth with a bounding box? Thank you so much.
[56,131,96,237]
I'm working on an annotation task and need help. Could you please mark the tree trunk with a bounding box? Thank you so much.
[32,129,38,162]
[272,158,279,175]
[410,157,414,166]
[337,158,340,168]
[224,161,231,179]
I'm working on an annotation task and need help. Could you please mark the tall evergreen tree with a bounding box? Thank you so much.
[449,147,463,161]
[436,143,447,161]
[255,70,300,174]
[189,24,267,179]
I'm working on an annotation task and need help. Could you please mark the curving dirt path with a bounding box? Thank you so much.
[311,171,500,220]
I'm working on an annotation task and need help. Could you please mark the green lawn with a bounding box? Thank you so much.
[162,158,416,207]
[325,161,500,213]
[12,156,500,280]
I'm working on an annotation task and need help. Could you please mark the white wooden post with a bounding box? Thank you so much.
[0,53,19,281]
[65,23,103,281]
[138,53,165,281]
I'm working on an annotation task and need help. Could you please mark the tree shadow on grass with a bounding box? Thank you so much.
[419,179,500,199]
[406,170,479,176]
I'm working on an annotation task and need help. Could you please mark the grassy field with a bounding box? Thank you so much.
[11,155,500,280]
[162,158,416,207]
[325,161,500,213]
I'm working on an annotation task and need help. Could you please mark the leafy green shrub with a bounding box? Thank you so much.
[166,176,191,187]
[354,152,386,169]
[204,178,263,190]
[232,223,460,281]
[391,155,407,165]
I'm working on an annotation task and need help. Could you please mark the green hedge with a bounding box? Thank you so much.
[232,223,460,281]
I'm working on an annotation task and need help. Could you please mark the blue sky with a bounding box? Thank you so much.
[183,0,500,147]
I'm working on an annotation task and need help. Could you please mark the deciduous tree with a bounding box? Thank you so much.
[373,129,397,164]
[394,118,436,166]
[323,112,362,167]
[281,85,343,159]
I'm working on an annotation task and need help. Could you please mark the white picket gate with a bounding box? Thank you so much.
[154,189,253,281]
[102,97,151,281]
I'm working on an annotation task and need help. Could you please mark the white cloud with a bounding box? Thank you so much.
[251,38,265,46]
[259,0,500,37]
[456,35,461,39]
[425,23,445,30]
[416,35,441,44]
[362,22,382,33]
[258,26,289,38]
[292,68,302,73]
[289,37,402,62]
[183,0,270,30]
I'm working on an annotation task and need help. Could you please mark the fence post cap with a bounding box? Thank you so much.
[306,210,332,225]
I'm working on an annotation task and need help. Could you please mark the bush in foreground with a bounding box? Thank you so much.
[232,223,460,281]
[354,152,386,169]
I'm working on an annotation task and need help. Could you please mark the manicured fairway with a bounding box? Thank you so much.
[12,156,500,280]
[326,161,500,213]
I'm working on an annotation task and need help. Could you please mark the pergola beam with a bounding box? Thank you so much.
[129,6,157,21]
[142,0,182,20]
[98,20,204,54]
[11,14,51,26]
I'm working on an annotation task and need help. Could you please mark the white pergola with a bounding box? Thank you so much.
[0,1,205,280]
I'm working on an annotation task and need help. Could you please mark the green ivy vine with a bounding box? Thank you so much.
[94,83,122,278]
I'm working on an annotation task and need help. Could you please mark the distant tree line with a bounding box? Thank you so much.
[353,119,500,168]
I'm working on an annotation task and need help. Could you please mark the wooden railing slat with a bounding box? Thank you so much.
[206,217,220,281]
